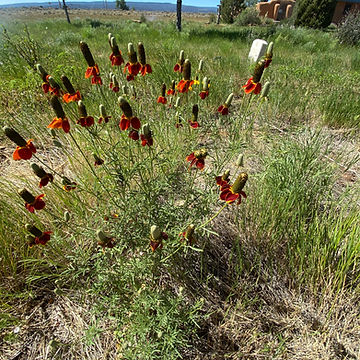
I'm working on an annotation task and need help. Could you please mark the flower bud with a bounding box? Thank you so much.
[31,163,47,178]
[202,77,209,91]
[64,211,70,222]
[128,42,137,64]
[260,82,271,98]
[3,126,27,147]
[184,224,195,243]
[179,50,185,62]
[61,75,76,94]
[80,41,95,67]
[231,172,248,194]
[77,100,87,117]
[97,229,114,248]
[222,169,230,181]
[111,74,119,88]
[25,224,42,237]
[118,97,133,118]
[36,64,48,82]
[175,97,181,108]
[266,42,273,58]
[53,140,62,148]
[122,85,128,96]
[198,59,204,72]
[110,36,117,49]
[108,32,113,44]
[47,76,60,90]
[27,235,36,247]
[142,123,151,137]
[50,96,66,119]
[130,85,136,99]
[150,225,161,240]
[161,83,166,97]
[225,93,234,107]
[183,59,191,81]
[192,104,199,121]
[99,104,107,117]
[19,189,35,204]
[138,42,146,65]
[253,59,266,83]
[236,154,244,167]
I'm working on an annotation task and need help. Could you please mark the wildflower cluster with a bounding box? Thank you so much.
[3,36,274,254]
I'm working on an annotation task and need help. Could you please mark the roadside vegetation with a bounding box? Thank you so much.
[0,14,359,359]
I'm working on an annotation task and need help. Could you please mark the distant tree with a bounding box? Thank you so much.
[295,0,337,28]
[220,0,245,24]
[116,0,129,10]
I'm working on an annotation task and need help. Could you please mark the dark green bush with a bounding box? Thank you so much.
[220,0,245,24]
[235,6,262,26]
[295,0,337,29]
[337,11,360,46]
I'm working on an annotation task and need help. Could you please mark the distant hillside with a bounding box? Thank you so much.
[0,1,217,13]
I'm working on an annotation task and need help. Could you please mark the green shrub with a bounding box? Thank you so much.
[235,6,262,26]
[295,0,337,29]
[220,0,245,24]
[337,11,360,46]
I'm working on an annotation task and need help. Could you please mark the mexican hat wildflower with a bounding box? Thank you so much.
[61,75,81,103]
[4,127,36,161]
[77,101,94,127]
[174,50,185,73]
[167,80,176,96]
[180,224,196,245]
[157,83,167,104]
[138,42,152,76]
[118,97,141,140]
[188,104,199,128]
[199,76,210,100]
[220,172,248,205]
[48,95,70,133]
[217,93,233,115]
[124,43,141,81]
[109,34,124,66]
[149,225,168,252]
[19,188,45,213]
[31,163,54,188]
[97,230,116,250]
[243,59,266,95]
[186,148,207,170]
[216,169,230,187]
[140,123,154,147]
[25,224,52,247]
[264,42,273,68]
[62,177,77,192]
[98,104,111,124]
[80,41,102,85]
[177,59,194,93]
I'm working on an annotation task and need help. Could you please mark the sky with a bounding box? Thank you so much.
[0,0,220,7]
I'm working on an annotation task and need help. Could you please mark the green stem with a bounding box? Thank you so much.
[198,203,229,229]
[68,131,122,210]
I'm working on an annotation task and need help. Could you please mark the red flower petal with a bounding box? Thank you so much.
[130,117,141,130]
[186,153,195,162]
[16,147,33,160]
[196,159,205,170]
[129,130,139,141]
[119,116,130,131]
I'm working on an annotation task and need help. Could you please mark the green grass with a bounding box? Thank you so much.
[0,17,359,359]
